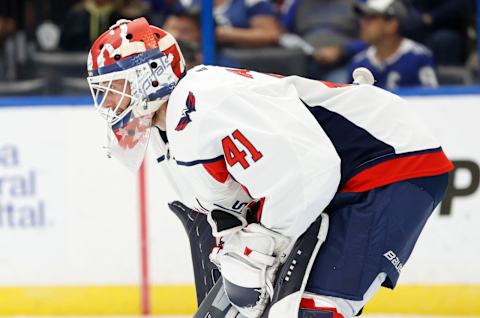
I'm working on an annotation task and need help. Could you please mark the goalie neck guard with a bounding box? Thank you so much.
[86,17,186,171]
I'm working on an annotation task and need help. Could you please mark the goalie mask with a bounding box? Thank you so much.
[87,17,186,171]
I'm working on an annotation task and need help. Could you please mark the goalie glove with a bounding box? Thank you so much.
[209,223,291,318]
[207,209,248,237]
[207,200,262,237]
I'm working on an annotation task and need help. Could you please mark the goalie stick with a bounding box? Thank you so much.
[193,213,329,318]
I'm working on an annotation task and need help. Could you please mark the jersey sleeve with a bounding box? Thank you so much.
[246,0,276,17]
[417,53,438,87]
[197,86,341,239]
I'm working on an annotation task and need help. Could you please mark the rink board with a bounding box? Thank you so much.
[0,92,479,315]
[0,284,479,315]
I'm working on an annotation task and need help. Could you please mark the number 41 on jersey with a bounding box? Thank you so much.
[222,130,263,169]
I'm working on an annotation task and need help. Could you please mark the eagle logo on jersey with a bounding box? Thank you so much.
[175,91,196,131]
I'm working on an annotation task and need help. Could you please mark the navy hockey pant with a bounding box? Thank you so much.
[305,173,449,300]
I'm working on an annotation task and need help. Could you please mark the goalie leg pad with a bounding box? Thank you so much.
[299,308,342,318]
[193,214,330,318]
[299,296,344,318]
[263,213,329,318]
[168,201,220,305]
[223,278,262,308]
[301,272,387,318]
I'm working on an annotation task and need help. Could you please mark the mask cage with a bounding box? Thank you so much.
[88,68,141,126]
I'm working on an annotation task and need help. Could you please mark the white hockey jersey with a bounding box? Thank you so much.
[150,65,453,239]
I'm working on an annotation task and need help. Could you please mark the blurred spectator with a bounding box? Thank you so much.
[283,0,358,50]
[176,0,281,47]
[470,53,478,78]
[348,0,438,90]
[176,39,202,69]
[163,11,201,43]
[144,0,178,26]
[59,0,122,51]
[0,17,17,50]
[163,12,202,68]
[282,0,359,81]
[36,21,61,51]
[163,11,239,68]
[214,0,281,47]
[0,16,17,80]
[119,0,152,20]
[407,0,472,66]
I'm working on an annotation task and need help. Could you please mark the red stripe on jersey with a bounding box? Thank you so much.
[226,68,253,79]
[318,80,350,88]
[256,198,265,222]
[342,150,454,193]
[300,298,344,318]
[266,73,285,78]
[203,159,229,183]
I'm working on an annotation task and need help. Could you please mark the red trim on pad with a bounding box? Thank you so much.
[342,150,454,193]
[300,298,344,318]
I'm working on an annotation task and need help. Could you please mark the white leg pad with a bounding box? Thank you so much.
[302,272,387,318]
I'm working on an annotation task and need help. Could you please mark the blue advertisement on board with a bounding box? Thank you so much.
[0,144,48,229]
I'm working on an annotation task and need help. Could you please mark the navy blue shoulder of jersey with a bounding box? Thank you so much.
[300,98,453,191]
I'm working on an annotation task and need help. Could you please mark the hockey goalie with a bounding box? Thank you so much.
[86,17,453,318]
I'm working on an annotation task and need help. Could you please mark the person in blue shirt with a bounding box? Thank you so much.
[214,0,281,47]
[348,0,438,90]
[162,10,240,67]
[407,0,471,65]
[282,0,360,81]
[175,0,281,47]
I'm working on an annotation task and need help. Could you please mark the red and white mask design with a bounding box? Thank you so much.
[86,17,185,171]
